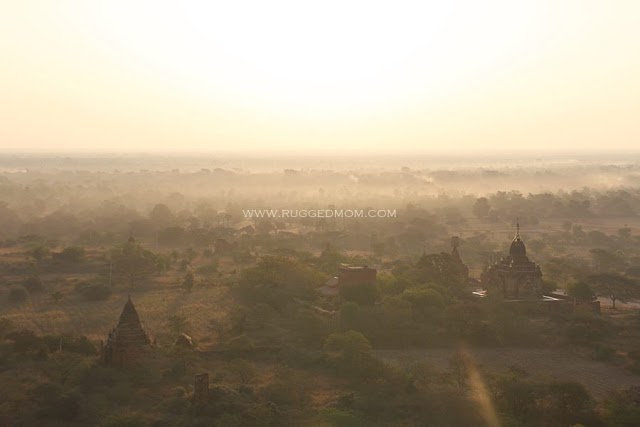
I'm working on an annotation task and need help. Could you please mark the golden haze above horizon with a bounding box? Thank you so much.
[1,0,639,153]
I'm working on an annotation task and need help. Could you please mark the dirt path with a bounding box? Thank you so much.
[376,348,640,399]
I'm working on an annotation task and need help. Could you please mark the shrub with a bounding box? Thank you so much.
[42,335,97,355]
[566,281,596,302]
[54,246,86,263]
[318,408,365,427]
[182,271,195,292]
[5,329,49,358]
[565,314,612,344]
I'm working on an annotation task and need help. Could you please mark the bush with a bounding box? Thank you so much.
[42,335,97,355]
[54,246,86,263]
[8,287,28,304]
[318,408,365,427]
[182,271,195,292]
[565,314,612,344]
[566,281,596,302]
[30,384,81,421]
[603,386,640,425]
[5,329,49,358]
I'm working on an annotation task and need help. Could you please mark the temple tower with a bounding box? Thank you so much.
[481,222,543,299]
[101,296,151,366]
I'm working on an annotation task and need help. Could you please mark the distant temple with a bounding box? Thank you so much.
[481,222,543,300]
[101,297,151,366]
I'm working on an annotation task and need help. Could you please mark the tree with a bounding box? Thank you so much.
[236,255,323,310]
[587,273,640,309]
[53,246,85,263]
[324,331,373,368]
[148,203,174,228]
[542,382,595,426]
[602,386,640,426]
[543,256,588,287]
[401,286,445,321]
[571,224,586,243]
[618,226,632,240]
[182,270,195,292]
[111,238,156,288]
[51,291,64,304]
[472,197,491,218]
[566,281,596,302]
[412,252,467,291]
[316,244,344,274]
[590,248,627,272]
[29,245,50,264]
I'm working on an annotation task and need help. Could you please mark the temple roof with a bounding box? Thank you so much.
[117,296,143,328]
[509,221,529,263]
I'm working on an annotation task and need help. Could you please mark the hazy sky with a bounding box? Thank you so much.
[1,0,639,154]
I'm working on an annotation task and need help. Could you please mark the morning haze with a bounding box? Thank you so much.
[2,1,640,427]
[1,0,640,153]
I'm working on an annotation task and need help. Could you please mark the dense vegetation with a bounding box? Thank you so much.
[2,158,640,426]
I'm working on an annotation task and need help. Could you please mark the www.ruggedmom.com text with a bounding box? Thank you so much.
[243,209,397,219]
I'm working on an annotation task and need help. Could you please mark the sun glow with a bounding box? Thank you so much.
[81,1,548,117]
[1,1,640,152]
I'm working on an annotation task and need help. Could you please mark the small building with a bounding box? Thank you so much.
[318,276,339,297]
[337,265,377,287]
[481,223,543,300]
[101,297,151,367]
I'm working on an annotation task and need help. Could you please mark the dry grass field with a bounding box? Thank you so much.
[377,346,640,399]
[0,281,232,346]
